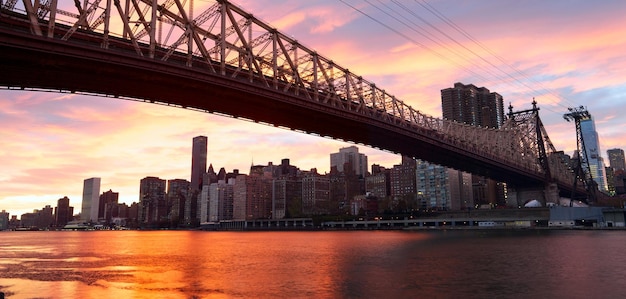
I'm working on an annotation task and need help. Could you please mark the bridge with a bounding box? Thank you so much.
[0,0,587,204]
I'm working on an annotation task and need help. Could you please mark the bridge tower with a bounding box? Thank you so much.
[563,106,597,202]
[504,100,560,207]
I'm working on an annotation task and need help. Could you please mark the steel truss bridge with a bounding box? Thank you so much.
[0,0,587,202]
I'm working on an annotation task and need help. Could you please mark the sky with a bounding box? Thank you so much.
[2,0,626,218]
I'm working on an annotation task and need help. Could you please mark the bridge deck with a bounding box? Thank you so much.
[0,4,586,198]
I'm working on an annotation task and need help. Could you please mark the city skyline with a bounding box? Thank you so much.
[2,145,390,219]
[2,0,626,216]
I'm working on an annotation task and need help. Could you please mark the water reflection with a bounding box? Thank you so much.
[1,230,626,298]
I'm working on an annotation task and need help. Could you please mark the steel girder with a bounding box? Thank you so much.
[1,0,578,190]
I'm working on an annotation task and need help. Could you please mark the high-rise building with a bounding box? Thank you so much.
[54,196,73,227]
[107,203,129,224]
[606,149,625,195]
[232,174,247,220]
[139,176,167,224]
[99,190,119,221]
[191,136,208,191]
[416,160,449,210]
[441,82,505,129]
[581,118,608,191]
[36,205,55,229]
[0,210,9,230]
[415,160,474,210]
[205,164,218,185]
[127,202,139,223]
[301,173,330,215]
[209,179,235,221]
[188,136,208,225]
[20,211,37,228]
[330,146,368,178]
[365,166,390,199]
[328,162,364,215]
[272,179,301,219]
[441,82,506,206]
[167,179,190,224]
[447,169,474,210]
[81,177,101,222]
[607,148,626,171]
[233,166,273,220]
[199,184,210,223]
[390,156,417,202]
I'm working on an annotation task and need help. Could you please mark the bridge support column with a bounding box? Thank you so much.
[507,183,559,207]
[507,187,543,207]
[544,182,559,205]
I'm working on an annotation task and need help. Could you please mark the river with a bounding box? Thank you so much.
[1,230,625,298]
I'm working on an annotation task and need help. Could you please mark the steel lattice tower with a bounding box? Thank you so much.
[563,106,596,202]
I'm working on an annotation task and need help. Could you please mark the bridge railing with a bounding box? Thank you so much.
[1,0,577,187]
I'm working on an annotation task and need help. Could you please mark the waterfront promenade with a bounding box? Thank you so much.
[200,207,626,230]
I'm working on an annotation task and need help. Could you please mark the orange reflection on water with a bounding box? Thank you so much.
[0,230,426,298]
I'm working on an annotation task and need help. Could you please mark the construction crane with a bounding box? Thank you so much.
[563,106,597,202]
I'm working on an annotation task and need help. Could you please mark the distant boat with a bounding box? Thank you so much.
[62,222,90,230]
[14,227,39,231]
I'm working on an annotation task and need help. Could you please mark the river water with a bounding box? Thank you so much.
[1,229,625,298]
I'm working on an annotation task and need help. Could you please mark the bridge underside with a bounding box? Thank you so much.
[0,26,583,198]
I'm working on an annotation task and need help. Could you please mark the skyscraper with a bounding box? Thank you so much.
[191,136,208,191]
[441,82,506,206]
[0,210,9,230]
[167,179,190,224]
[139,176,167,224]
[330,146,368,177]
[99,190,119,221]
[441,82,505,129]
[81,177,101,222]
[54,196,73,227]
[607,148,626,171]
[581,118,608,191]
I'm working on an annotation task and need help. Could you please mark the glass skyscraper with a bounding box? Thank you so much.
[580,118,608,191]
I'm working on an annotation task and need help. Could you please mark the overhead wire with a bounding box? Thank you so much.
[394,0,566,115]
[390,0,569,115]
[339,1,507,97]
[374,0,558,115]
[416,0,580,110]
[339,0,580,116]
[338,0,496,85]
[367,0,497,84]
[390,0,521,86]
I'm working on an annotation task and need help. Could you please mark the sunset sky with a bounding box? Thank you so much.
[2,0,625,217]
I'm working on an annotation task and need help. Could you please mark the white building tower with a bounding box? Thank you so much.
[81,177,101,222]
